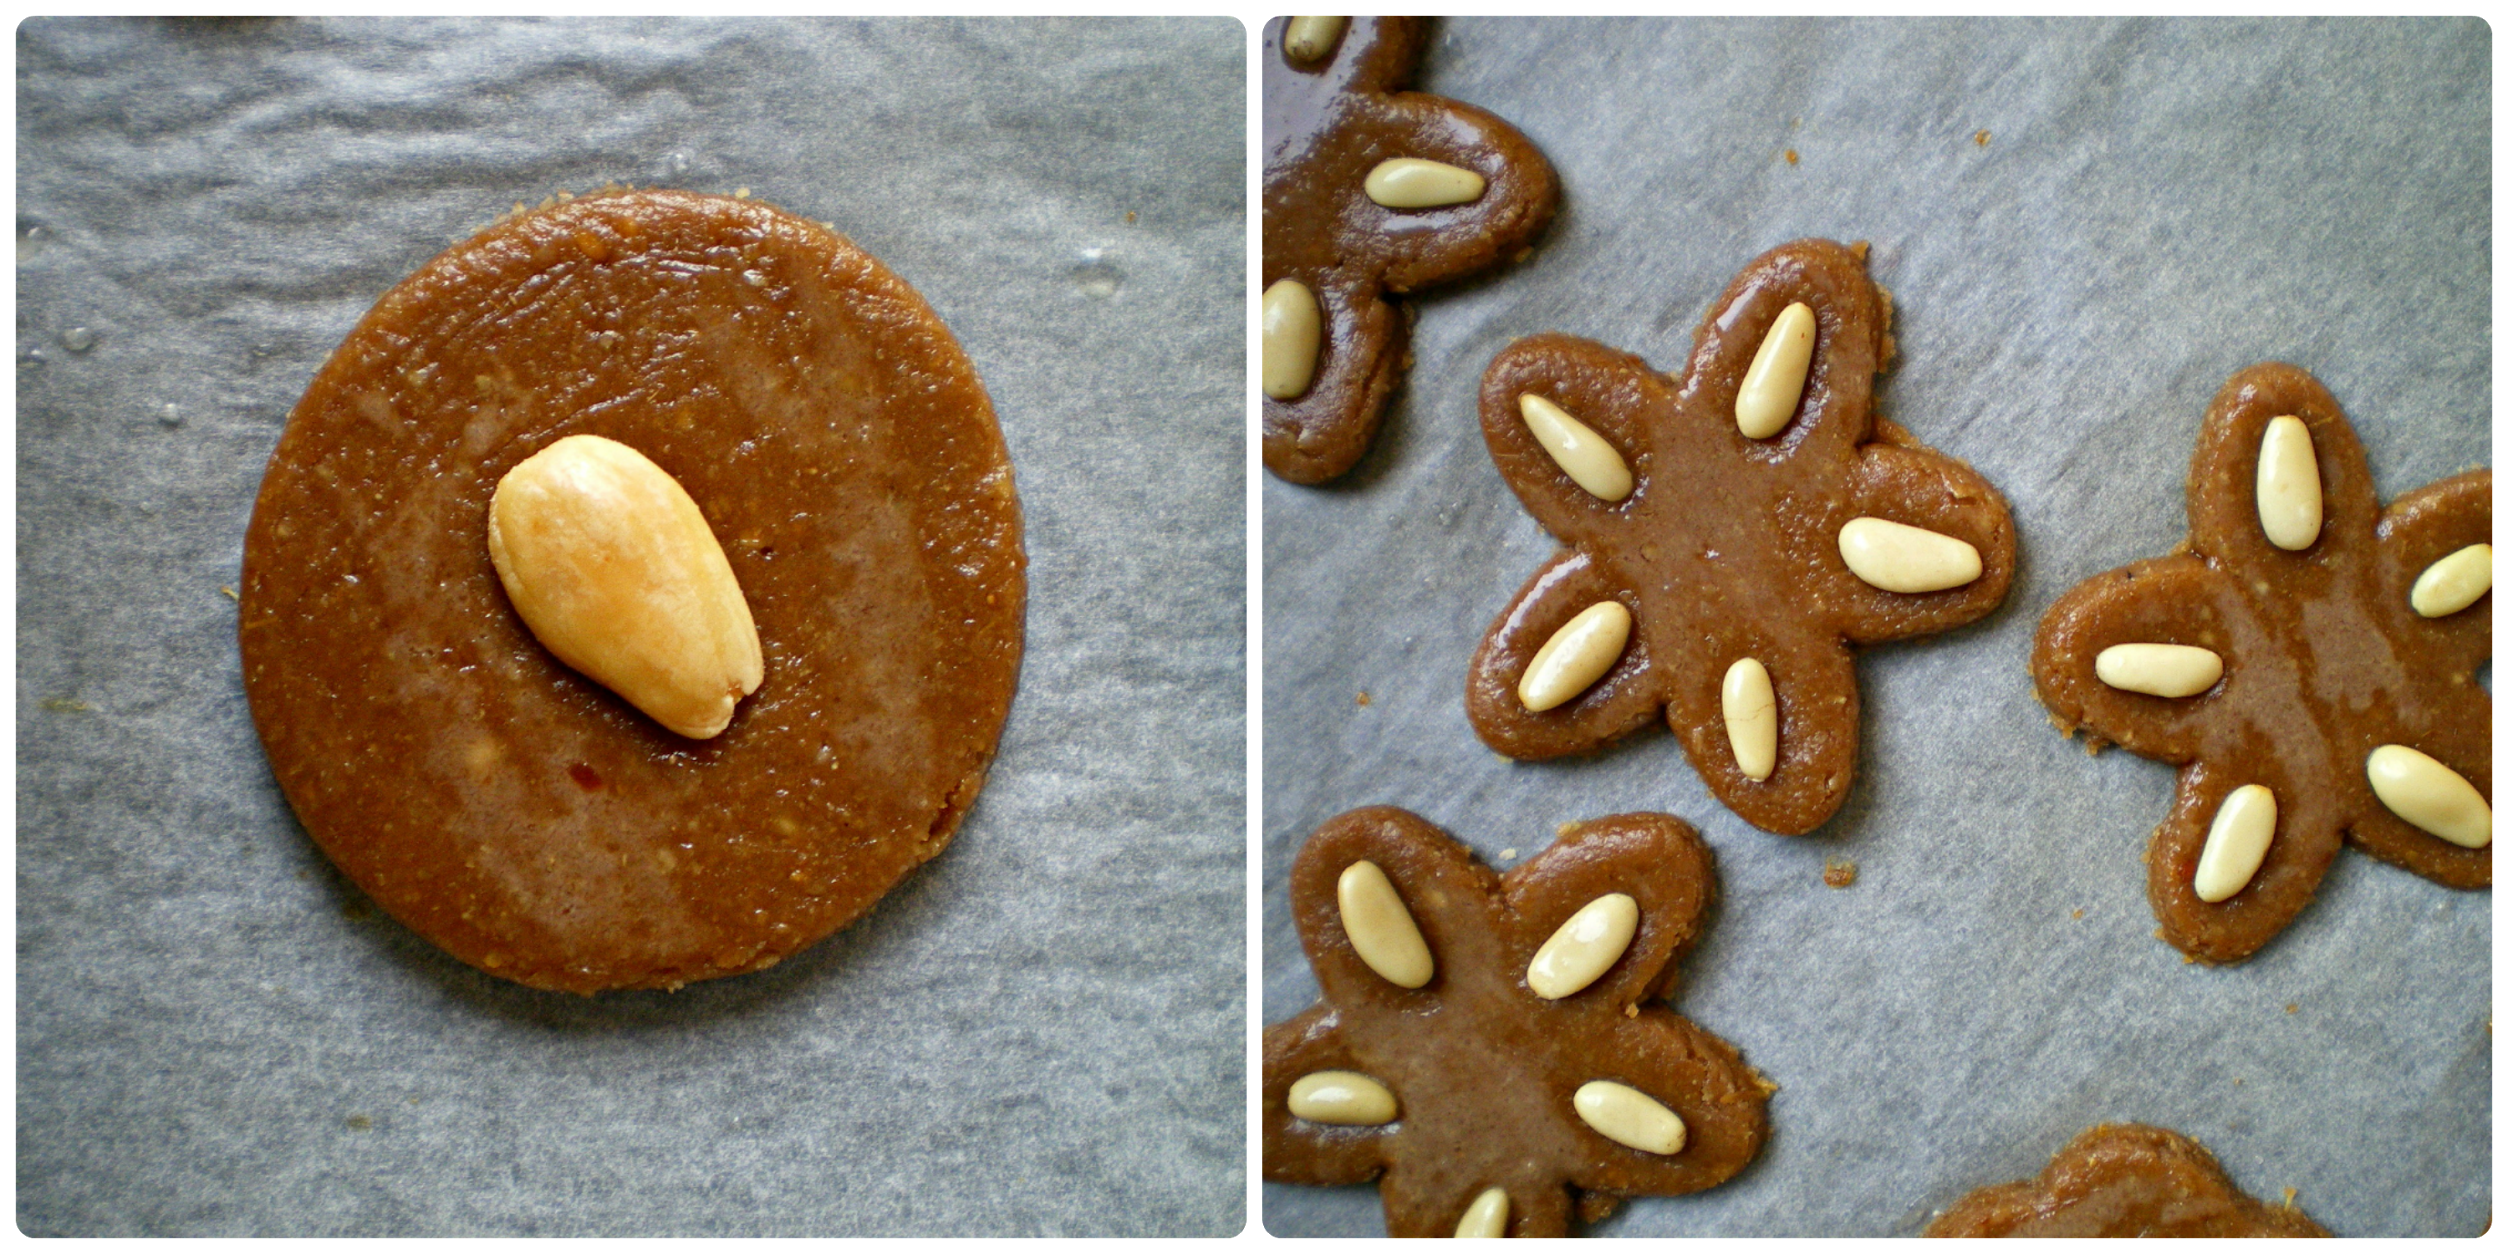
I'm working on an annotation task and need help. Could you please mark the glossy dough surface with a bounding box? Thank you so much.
[240,189,1025,994]
[1260,16,1558,483]
[1468,240,2016,835]
[1261,807,1768,1237]
[2032,363,2488,962]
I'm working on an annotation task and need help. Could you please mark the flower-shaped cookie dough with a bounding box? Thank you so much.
[1261,16,1558,484]
[1262,806,1768,1237]
[1925,1123,2330,1237]
[1467,240,2016,835]
[2033,363,2490,963]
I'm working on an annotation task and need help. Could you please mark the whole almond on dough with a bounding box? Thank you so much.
[487,434,763,739]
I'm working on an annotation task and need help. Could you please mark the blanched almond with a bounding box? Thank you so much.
[1282,16,1348,62]
[1572,1080,1686,1155]
[1455,1187,1509,1238]
[488,434,763,739]
[1364,158,1485,209]
[2411,543,2491,618]
[1286,1070,1398,1125]
[1518,601,1632,712]
[1837,517,1981,593]
[1734,302,1814,439]
[2255,415,2322,551]
[2194,784,2275,903]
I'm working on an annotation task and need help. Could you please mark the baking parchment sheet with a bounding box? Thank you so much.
[17,17,1243,1237]
[1263,17,2488,1237]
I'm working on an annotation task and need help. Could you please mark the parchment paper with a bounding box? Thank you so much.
[17,17,1243,1237]
[1262,17,2488,1237]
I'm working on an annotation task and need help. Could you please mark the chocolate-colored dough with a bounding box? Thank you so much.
[1261,16,1558,483]
[1926,1123,2330,1237]
[2032,363,2489,963]
[240,189,1025,994]
[1467,240,2015,835]
[1262,807,1767,1237]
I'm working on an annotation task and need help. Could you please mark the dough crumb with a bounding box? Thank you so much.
[219,585,239,601]
[1498,847,1518,862]
[1822,858,1858,888]
[2071,908,2084,920]
[1783,148,1799,165]
[1974,129,1991,147]
[1355,690,1371,706]
[2285,1003,2298,1014]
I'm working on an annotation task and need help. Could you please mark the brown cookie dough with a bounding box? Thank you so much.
[240,188,1025,994]
[1926,1123,2330,1237]
[1261,16,1558,483]
[2032,363,2489,963]
[1263,807,1767,1237]
[1467,240,2015,835]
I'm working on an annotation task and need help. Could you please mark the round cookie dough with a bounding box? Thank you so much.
[240,189,1025,994]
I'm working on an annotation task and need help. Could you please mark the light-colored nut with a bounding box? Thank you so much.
[2254,415,2322,551]
[1721,656,1777,781]
[1455,1187,1510,1238]
[2093,643,2224,699]
[1364,158,1486,209]
[1282,16,1348,62]
[487,434,762,740]
[1286,1070,1399,1126]
[1734,301,1815,439]
[1572,1080,1687,1156]
[2411,543,2492,618]
[1836,517,1982,593]
[1526,892,1639,1000]
[2366,745,2492,849]
[1338,860,1434,988]
[1518,393,1632,502]
[2194,783,2276,903]
[1517,600,1633,712]
[1261,279,1322,401]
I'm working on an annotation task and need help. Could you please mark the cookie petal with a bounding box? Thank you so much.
[1329,90,1558,295]
[1380,1170,1576,1238]
[1675,238,1890,468]
[1502,813,1714,1005]
[2148,760,2344,964]
[1556,1008,1772,1205]
[2032,553,2242,763]
[1260,274,1407,484]
[1261,1006,1398,1188]
[1480,333,1659,542]
[1659,621,1861,836]
[1816,438,2017,643]
[2343,726,2491,890]
[2378,469,2491,671]
[1289,806,1505,1008]
[1466,549,1666,760]
[2185,362,2381,567]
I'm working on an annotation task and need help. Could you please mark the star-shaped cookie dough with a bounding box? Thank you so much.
[1466,239,2016,835]
[1263,807,1768,1237]
[1261,16,1558,483]
[2032,363,2490,962]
